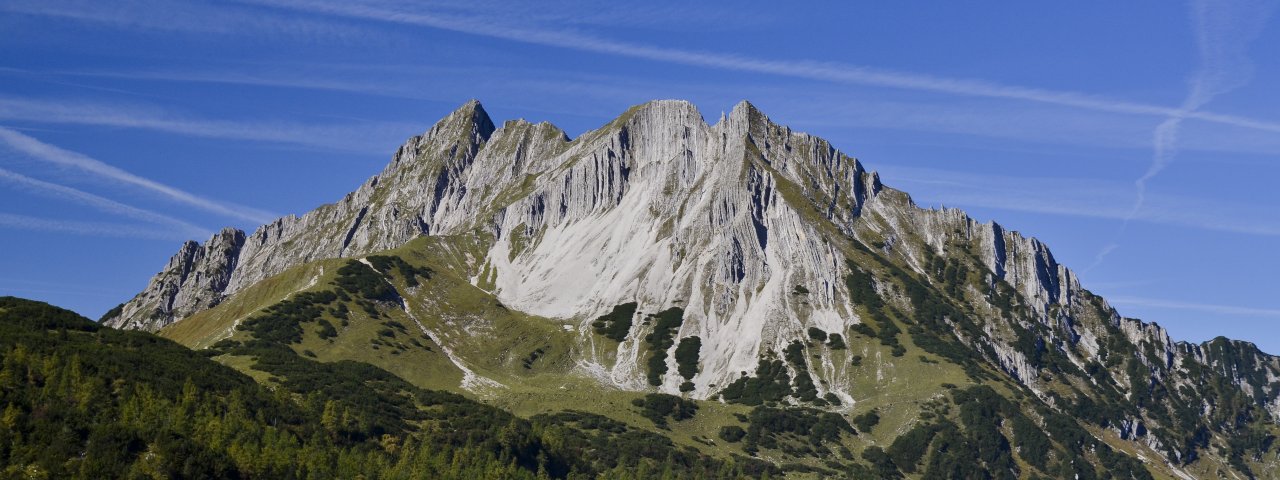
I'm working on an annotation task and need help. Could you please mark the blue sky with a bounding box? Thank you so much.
[2,0,1278,353]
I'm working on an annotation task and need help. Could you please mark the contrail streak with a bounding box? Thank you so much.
[0,212,195,241]
[1094,0,1275,269]
[0,127,276,224]
[245,0,1280,135]
[0,166,210,238]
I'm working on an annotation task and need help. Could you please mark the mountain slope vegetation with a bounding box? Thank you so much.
[0,297,773,479]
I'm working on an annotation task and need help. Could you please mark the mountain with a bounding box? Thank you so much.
[99,100,1279,478]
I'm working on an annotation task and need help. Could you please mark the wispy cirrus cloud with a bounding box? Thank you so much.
[0,212,195,241]
[1108,296,1280,318]
[4,0,766,41]
[1083,0,1278,270]
[0,167,210,238]
[362,0,771,31]
[4,63,712,122]
[1133,0,1275,215]
[13,0,1280,142]
[243,0,1280,136]
[0,127,276,224]
[878,165,1280,237]
[62,68,422,99]
[0,96,419,152]
[0,0,379,44]
[36,64,1280,159]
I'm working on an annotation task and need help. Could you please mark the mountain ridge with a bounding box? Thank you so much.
[106,99,1067,335]
[103,96,1277,402]
[100,99,1280,477]
[105,99,1092,394]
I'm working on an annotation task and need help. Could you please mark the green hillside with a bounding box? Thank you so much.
[145,229,1280,479]
[0,296,773,479]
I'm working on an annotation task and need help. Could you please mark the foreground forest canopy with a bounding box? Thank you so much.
[0,297,773,479]
[0,296,1157,479]
[9,261,1276,479]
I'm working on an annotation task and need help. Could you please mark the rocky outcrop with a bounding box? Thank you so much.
[1195,337,1280,417]
[104,100,496,329]
[107,100,874,393]
[105,227,244,330]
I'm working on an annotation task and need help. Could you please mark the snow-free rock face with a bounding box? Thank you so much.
[104,100,496,330]
[96,100,1215,390]
[108,100,877,393]
[106,227,244,330]
[113,105,1037,401]
[475,100,879,394]
[103,100,1272,399]
[106,99,1280,475]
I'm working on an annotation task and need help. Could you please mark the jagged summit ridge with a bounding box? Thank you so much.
[104,100,497,329]
[105,227,244,330]
[110,99,1064,348]
[105,99,1080,394]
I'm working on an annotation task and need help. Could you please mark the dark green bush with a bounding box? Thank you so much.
[365,255,433,287]
[827,333,846,349]
[590,302,637,342]
[675,336,701,381]
[632,393,697,428]
[853,409,880,433]
[643,308,684,386]
[719,425,747,443]
[784,341,818,402]
[719,358,792,406]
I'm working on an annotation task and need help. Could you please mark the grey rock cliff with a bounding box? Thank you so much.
[106,227,244,330]
[104,101,495,330]
[100,99,1273,401]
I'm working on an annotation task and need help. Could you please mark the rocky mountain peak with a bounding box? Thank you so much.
[100,100,874,334]
[104,227,244,330]
[444,98,495,140]
[725,99,762,125]
[97,99,1280,477]
[89,99,1181,371]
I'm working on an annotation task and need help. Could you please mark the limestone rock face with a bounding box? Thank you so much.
[106,227,244,330]
[103,99,1279,413]
[104,101,495,330]
[102,99,1280,475]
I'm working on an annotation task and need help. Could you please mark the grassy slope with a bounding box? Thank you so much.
[154,232,1070,478]
[155,160,1279,478]
[158,224,1156,478]
[162,260,336,349]
[159,235,766,464]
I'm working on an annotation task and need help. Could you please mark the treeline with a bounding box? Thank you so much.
[866,385,1152,480]
[0,297,772,479]
[0,296,547,479]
